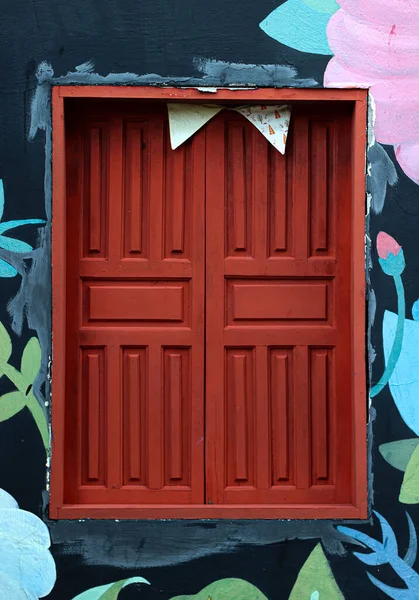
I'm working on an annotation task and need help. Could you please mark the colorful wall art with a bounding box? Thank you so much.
[0,0,417,597]
[260,0,419,189]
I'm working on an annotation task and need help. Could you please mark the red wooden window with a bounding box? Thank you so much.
[51,88,367,520]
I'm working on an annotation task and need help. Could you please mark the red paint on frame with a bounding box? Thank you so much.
[50,87,367,520]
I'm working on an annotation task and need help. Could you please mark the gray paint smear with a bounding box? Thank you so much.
[368,288,377,368]
[8,66,52,418]
[367,143,398,214]
[47,58,318,87]
[49,518,363,568]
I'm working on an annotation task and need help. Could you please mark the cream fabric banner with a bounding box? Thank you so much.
[168,103,291,153]
[167,103,223,149]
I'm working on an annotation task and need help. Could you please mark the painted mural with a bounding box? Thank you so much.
[0,0,418,597]
[261,0,419,192]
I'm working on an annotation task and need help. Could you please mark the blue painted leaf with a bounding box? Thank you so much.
[259,0,335,56]
[373,510,399,556]
[0,235,32,253]
[404,511,417,567]
[337,525,382,555]
[367,573,412,600]
[383,310,419,435]
[0,258,17,278]
[303,0,339,13]
[412,299,419,322]
[0,219,45,235]
[0,180,4,222]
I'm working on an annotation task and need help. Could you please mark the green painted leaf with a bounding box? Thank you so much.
[379,439,419,472]
[2,362,25,390]
[0,391,27,421]
[21,337,42,386]
[289,543,344,600]
[0,322,12,364]
[72,577,149,600]
[169,578,268,600]
[400,445,419,504]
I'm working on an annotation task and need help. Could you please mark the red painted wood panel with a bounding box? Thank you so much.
[205,106,354,506]
[64,101,205,506]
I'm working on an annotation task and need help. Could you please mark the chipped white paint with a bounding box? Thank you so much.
[367,93,376,150]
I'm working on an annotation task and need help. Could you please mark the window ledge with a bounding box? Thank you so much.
[51,503,367,520]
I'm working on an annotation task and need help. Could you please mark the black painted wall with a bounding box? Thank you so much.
[0,1,417,598]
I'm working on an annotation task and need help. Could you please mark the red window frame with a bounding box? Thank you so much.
[50,86,368,520]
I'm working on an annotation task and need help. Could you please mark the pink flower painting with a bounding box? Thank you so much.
[325,0,419,183]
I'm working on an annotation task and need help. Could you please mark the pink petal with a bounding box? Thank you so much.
[376,231,401,259]
[372,80,419,145]
[395,142,419,184]
[326,9,419,78]
[336,0,419,33]
[324,57,374,88]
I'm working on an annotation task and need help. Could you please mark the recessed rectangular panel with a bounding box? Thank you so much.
[227,280,329,325]
[163,129,192,259]
[84,281,190,325]
[309,121,334,257]
[163,348,191,486]
[122,348,147,486]
[269,348,294,485]
[268,144,293,257]
[123,122,149,258]
[226,118,254,257]
[225,348,255,487]
[81,348,106,486]
[83,123,109,258]
[310,347,334,486]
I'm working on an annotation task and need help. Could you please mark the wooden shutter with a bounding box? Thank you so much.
[205,106,354,506]
[64,101,205,506]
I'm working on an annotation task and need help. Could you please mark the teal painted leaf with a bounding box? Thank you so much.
[0,258,17,278]
[302,0,339,14]
[0,218,45,235]
[379,439,419,472]
[72,577,150,600]
[259,0,336,55]
[0,391,27,421]
[0,179,4,222]
[21,337,42,387]
[0,235,32,253]
[0,322,12,364]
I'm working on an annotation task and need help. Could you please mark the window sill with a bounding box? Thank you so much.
[51,503,367,520]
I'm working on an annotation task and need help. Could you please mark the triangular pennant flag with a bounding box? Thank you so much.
[233,104,291,154]
[168,103,222,149]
